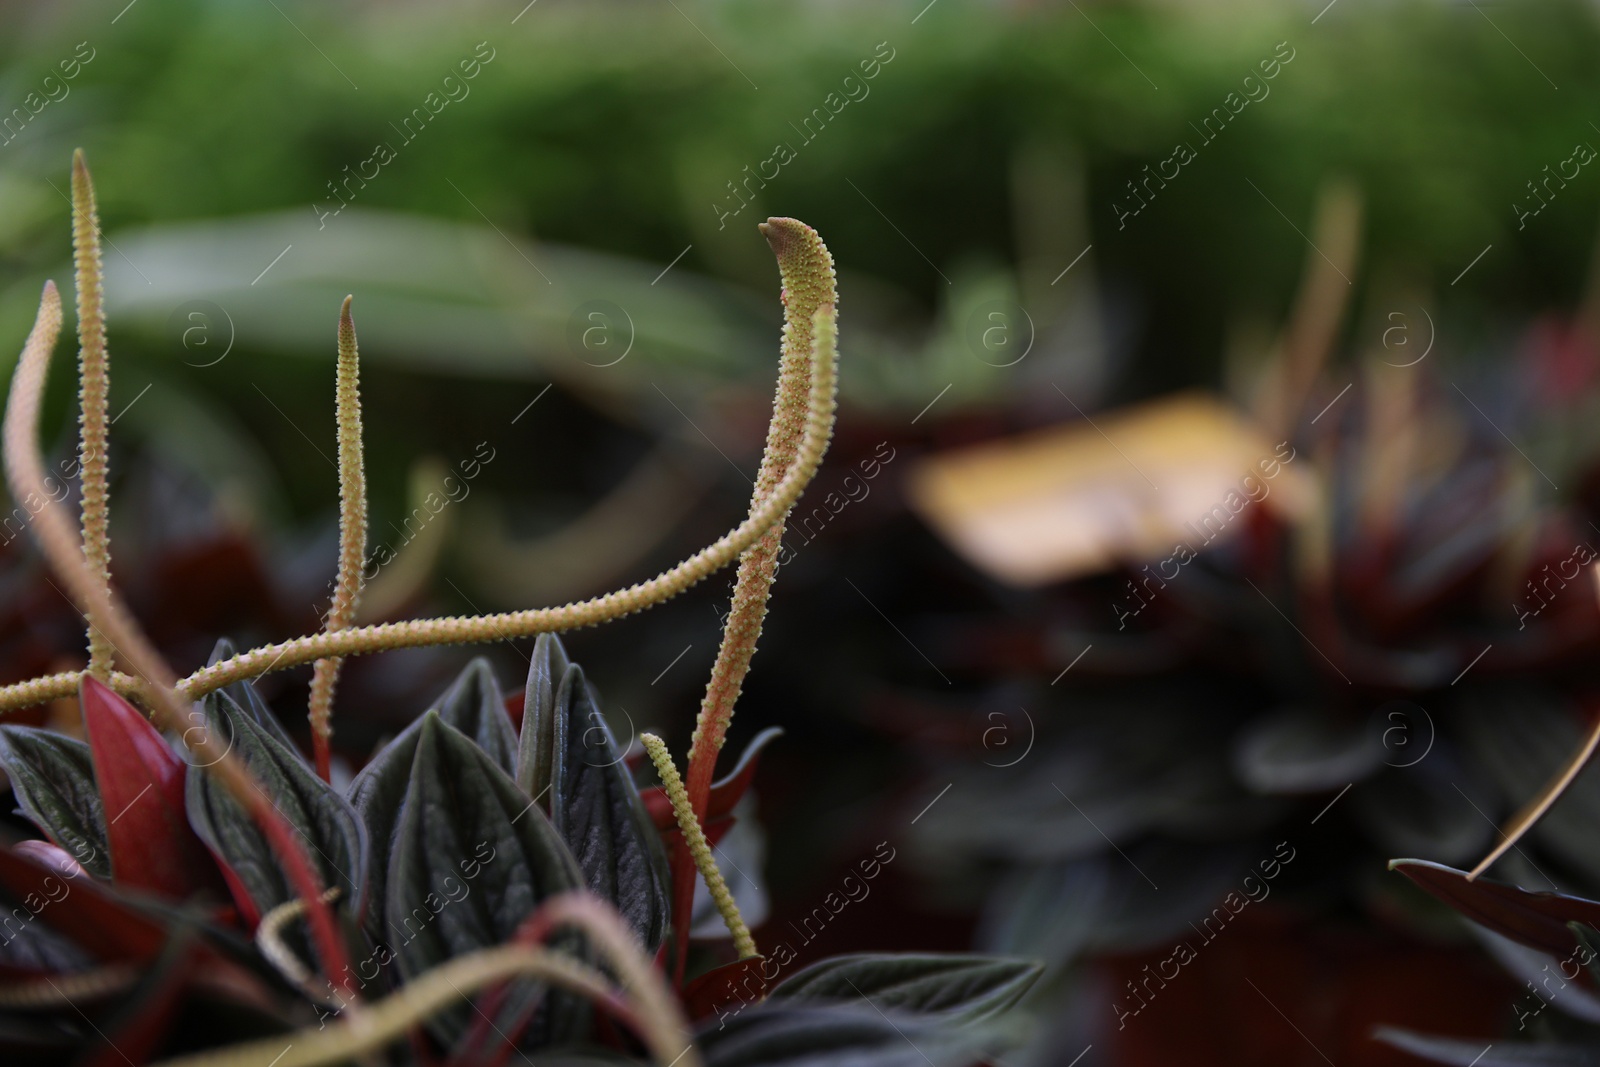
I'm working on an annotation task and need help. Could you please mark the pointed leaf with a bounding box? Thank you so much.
[432,657,517,776]
[386,712,584,1043]
[186,689,367,924]
[516,633,571,797]
[1390,858,1600,956]
[549,665,671,951]
[684,956,768,1024]
[209,638,304,759]
[698,1004,984,1067]
[80,677,218,901]
[0,725,110,877]
[348,714,430,940]
[1469,924,1600,1024]
[707,727,784,822]
[768,954,1042,1024]
[1374,1027,1600,1066]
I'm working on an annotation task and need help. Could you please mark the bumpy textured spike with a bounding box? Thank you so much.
[685,218,838,820]
[71,150,114,679]
[0,221,842,715]
[307,297,367,780]
[640,733,758,959]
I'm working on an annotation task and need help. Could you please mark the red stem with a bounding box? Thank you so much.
[248,792,355,996]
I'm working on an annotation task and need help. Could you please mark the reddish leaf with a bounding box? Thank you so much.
[643,728,783,830]
[705,728,783,822]
[11,840,87,879]
[79,677,220,901]
[683,955,768,1024]
[0,843,168,962]
[1390,858,1600,955]
[81,938,197,1067]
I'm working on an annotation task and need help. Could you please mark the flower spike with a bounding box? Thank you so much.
[641,733,758,959]
[71,150,114,679]
[307,296,368,781]
[686,218,837,822]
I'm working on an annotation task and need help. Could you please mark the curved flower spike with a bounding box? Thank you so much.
[686,218,837,822]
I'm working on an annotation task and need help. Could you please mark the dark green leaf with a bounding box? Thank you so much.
[550,666,671,951]
[516,634,571,798]
[185,692,368,923]
[386,712,584,1044]
[698,1004,983,1067]
[208,638,304,759]
[768,954,1042,1025]
[0,726,110,878]
[348,715,429,941]
[1374,1028,1600,1066]
[432,658,517,776]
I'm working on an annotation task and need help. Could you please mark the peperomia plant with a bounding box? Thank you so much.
[0,152,1040,1066]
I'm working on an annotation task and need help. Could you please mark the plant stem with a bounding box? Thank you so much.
[307,296,367,781]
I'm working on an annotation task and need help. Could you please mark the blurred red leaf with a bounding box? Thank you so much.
[682,955,767,1023]
[0,843,167,963]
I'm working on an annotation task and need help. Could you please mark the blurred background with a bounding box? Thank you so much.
[7,0,1600,1063]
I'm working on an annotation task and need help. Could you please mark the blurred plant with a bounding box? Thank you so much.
[884,178,1600,1065]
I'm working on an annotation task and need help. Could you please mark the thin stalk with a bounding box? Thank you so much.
[641,733,757,958]
[307,296,367,780]
[149,946,639,1067]
[255,888,345,1006]
[513,892,700,1067]
[71,150,114,678]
